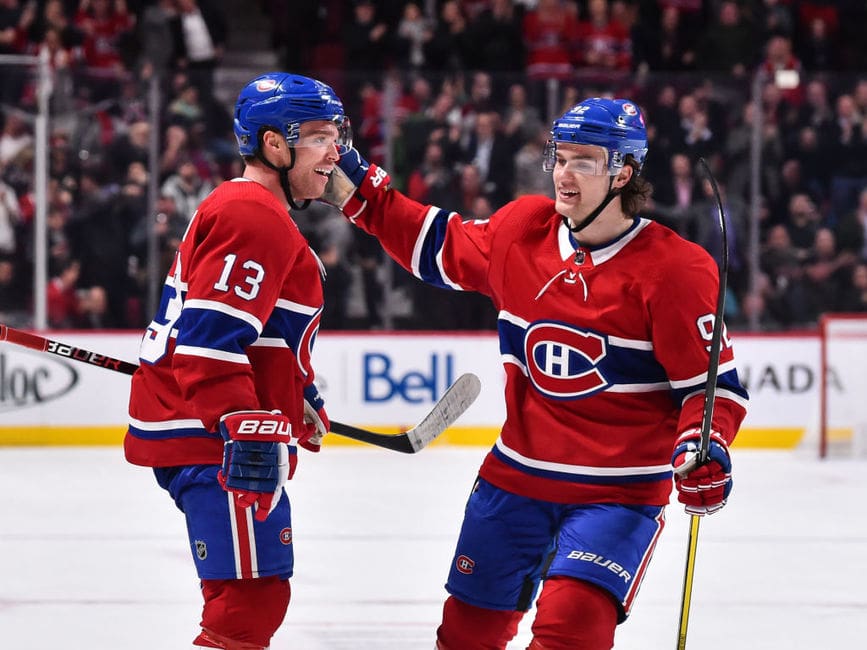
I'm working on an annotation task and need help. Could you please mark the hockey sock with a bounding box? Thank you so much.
[529,577,618,650]
[436,595,524,650]
[197,577,291,648]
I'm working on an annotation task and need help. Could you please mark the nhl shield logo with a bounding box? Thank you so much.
[195,540,207,561]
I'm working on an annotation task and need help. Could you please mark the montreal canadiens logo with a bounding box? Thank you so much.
[256,78,278,92]
[622,103,637,116]
[456,555,475,575]
[280,528,293,545]
[524,322,609,398]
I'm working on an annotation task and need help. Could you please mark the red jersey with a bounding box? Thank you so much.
[350,190,748,506]
[125,179,324,467]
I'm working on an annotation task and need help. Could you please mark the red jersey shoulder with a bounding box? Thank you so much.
[487,195,558,240]
[196,180,302,245]
[633,220,718,278]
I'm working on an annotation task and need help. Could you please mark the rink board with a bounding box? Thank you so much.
[0,331,827,449]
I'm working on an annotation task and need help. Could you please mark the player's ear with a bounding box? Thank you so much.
[262,129,282,152]
[613,164,633,189]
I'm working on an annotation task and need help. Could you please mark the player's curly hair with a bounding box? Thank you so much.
[620,156,653,217]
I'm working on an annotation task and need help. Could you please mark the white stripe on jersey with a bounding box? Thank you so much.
[495,437,671,477]
[249,337,290,348]
[175,345,249,364]
[410,206,441,278]
[275,298,320,315]
[671,358,738,388]
[183,298,264,333]
[128,416,205,430]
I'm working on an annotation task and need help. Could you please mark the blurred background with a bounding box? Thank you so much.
[0,0,865,334]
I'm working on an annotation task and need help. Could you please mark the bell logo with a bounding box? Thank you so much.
[456,555,475,575]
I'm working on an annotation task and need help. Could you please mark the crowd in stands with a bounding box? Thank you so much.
[0,0,865,333]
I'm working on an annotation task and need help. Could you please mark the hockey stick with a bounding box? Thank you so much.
[675,158,729,650]
[0,324,480,454]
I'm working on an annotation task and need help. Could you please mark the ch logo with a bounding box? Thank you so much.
[195,540,207,560]
[524,322,609,398]
[280,528,293,545]
[456,555,475,575]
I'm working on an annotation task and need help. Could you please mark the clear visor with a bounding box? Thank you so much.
[542,141,614,176]
[290,117,353,150]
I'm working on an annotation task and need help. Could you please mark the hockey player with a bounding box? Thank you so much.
[321,98,749,649]
[124,72,349,649]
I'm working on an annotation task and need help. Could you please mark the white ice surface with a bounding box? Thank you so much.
[1,446,865,649]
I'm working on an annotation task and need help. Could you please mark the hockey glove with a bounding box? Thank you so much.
[300,383,329,453]
[218,410,296,522]
[321,145,391,220]
[671,428,733,516]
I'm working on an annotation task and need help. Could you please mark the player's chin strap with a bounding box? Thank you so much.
[562,175,621,234]
[255,129,311,211]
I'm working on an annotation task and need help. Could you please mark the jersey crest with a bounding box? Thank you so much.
[525,321,609,399]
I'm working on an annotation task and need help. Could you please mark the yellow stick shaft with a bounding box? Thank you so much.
[676,514,702,649]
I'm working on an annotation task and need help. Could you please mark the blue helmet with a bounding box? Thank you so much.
[233,72,351,157]
[543,98,647,174]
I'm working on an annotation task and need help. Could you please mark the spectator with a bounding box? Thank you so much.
[406,139,458,207]
[633,4,695,73]
[798,15,837,71]
[785,192,822,258]
[170,0,226,102]
[522,0,580,80]
[467,0,526,73]
[803,227,856,319]
[343,0,390,103]
[648,152,700,235]
[838,262,867,312]
[0,254,27,326]
[106,119,149,183]
[575,0,632,72]
[501,82,543,142]
[757,0,795,41]
[136,0,176,81]
[828,93,867,225]
[0,112,34,167]
[513,125,554,199]
[160,159,214,223]
[697,1,756,77]
[393,2,432,72]
[0,175,21,255]
[835,186,867,260]
[424,0,473,72]
[761,223,811,327]
[47,257,83,327]
[74,0,136,100]
[760,35,803,107]
[461,111,520,208]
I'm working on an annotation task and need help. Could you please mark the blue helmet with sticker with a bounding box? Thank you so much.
[233,72,351,157]
[543,98,647,174]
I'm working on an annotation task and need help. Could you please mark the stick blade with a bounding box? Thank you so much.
[327,373,481,453]
[404,372,481,452]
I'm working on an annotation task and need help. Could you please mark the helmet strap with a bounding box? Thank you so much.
[562,176,620,234]
[254,129,311,211]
